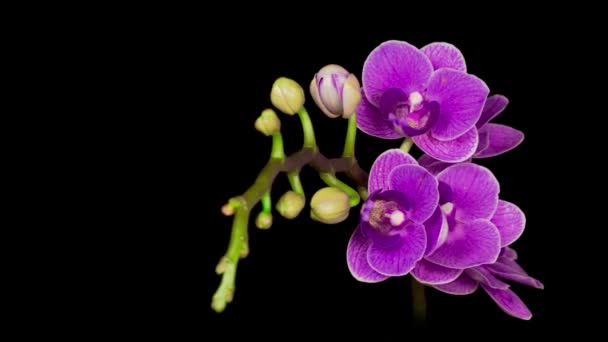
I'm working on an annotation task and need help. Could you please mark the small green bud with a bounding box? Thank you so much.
[221,204,234,216]
[275,191,305,219]
[310,187,350,224]
[254,109,281,136]
[270,77,305,115]
[255,211,273,229]
[215,256,230,274]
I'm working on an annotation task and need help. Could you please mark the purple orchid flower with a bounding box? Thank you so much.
[346,149,438,281]
[356,40,489,162]
[403,162,542,319]
[417,163,503,271]
[418,94,525,174]
[433,247,544,320]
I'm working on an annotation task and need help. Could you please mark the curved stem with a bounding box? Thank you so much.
[400,137,414,153]
[271,132,285,160]
[297,107,316,148]
[343,113,357,158]
[287,171,305,196]
[212,205,250,312]
[319,172,360,207]
[411,277,427,325]
[212,151,368,312]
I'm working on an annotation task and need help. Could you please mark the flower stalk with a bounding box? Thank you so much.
[411,277,427,325]
[212,106,368,312]
[343,113,357,158]
[271,132,285,160]
[400,137,413,153]
[297,107,316,149]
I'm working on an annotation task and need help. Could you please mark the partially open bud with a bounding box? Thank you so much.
[254,109,281,136]
[275,191,305,219]
[255,212,273,229]
[270,77,305,115]
[310,187,350,224]
[310,64,361,119]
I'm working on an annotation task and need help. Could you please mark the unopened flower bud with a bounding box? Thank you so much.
[310,64,361,119]
[255,212,273,229]
[221,204,234,216]
[276,191,305,219]
[310,187,350,224]
[270,77,305,115]
[255,109,281,136]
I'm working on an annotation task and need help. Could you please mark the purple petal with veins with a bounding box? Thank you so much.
[437,163,500,222]
[481,285,532,320]
[412,126,479,163]
[434,273,478,295]
[346,226,389,283]
[362,40,433,106]
[476,95,509,128]
[487,265,544,289]
[388,164,439,223]
[418,154,453,176]
[466,267,510,290]
[412,258,462,285]
[501,247,518,260]
[356,91,401,139]
[366,222,426,276]
[426,219,501,269]
[368,149,417,193]
[491,200,526,247]
[426,68,489,141]
[421,42,467,72]
[474,124,524,159]
[423,207,448,255]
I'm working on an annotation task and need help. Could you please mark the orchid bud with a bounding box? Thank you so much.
[270,77,305,115]
[254,109,281,136]
[310,64,362,119]
[310,187,350,224]
[255,212,273,229]
[275,191,305,219]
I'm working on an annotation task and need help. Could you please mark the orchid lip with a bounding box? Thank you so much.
[379,88,439,137]
[360,190,411,247]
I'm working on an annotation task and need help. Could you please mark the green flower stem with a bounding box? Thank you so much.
[297,107,316,148]
[271,132,285,160]
[212,149,368,312]
[400,137,414,153]
[342,113,368,200]
[211,205,249,313]
[213,107,369,313]
[319,172,360,207]
[343,113,357,158]
[287,171,305,196]
[411,277,427,325]
[261,191,271,213]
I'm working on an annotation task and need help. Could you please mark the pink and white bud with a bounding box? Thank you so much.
[310,64,361,119]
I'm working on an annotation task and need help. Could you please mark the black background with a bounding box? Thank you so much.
[127,16,586,339]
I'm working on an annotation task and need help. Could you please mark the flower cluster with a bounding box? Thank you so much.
[213,38,540,320]
[346,40,541,320]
